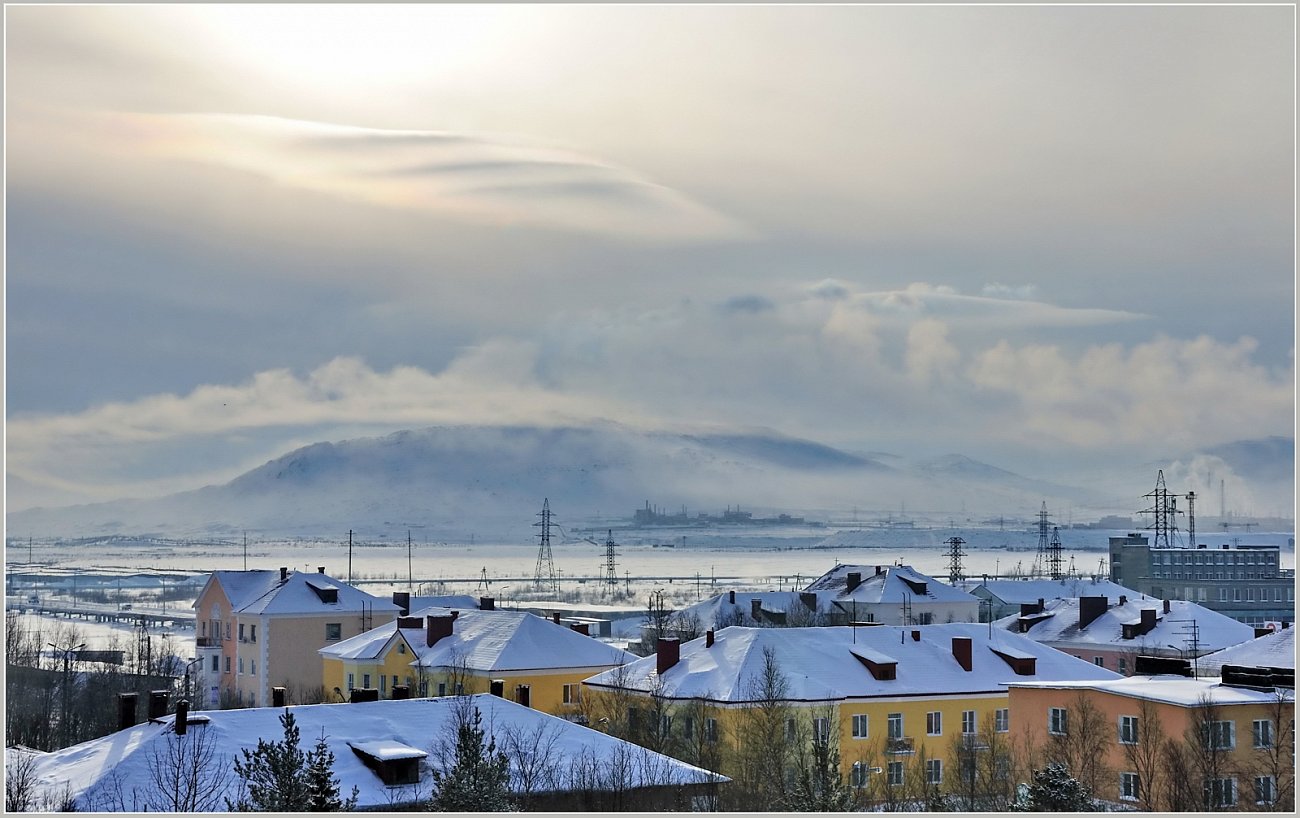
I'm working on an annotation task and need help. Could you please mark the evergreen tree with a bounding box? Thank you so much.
[783,723,854,811]
[430,707,513,812]
[228,711,310,811]
[305,730,359,812]
[1009,762,1095,812]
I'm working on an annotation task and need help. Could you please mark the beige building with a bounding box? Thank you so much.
[193,567,399,707]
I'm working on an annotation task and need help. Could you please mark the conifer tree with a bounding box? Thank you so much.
[305,730,359,812]
[1009,761,1095,812]
[429,707,513,812]
[228,711,310,811]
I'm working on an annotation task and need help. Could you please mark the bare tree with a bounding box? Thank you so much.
[5,750,41,812]
[1042,691,1110,796]
[1185,693,1238,810]
[1243,688,1295,812]
[1120,696,1168,811]
[728,647,795,811]
[144,726,228,811]
[500,720,563,801]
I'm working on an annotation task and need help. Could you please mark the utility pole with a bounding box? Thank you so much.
[242,531,247,571]
[348,530,354,583]
[49,640,85,748]
[408,530,414,595]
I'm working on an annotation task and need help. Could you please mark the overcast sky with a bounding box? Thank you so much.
[5,4,1295,512]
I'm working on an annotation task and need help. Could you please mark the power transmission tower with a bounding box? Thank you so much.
[602,529,619,589]
[1032,502,1050,577]
[532,499,558,594]
[1139,470,1182,548]
[1185,491,1196,550]
[944,536,966,584]
[1047,526,1065,580]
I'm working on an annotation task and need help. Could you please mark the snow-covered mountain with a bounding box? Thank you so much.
[5,423,1129,540]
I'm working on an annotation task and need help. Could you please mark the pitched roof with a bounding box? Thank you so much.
[959,577,1142,605]
[993,597,1256,653]
[234,570,400,616]
[26,695,725,811]
[408,594,481,610]
[583,623,1119,703]
[1009,674,1295,708]
[322,608,635,672]
[804,564,978,605]
[194,570,282,611]
[1197,625,1295,675]
[674,590,840,629]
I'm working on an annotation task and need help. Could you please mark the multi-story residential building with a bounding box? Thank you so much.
[995,594,1257,676]
[803,564,981,625]
[319,607,634,715]
[1108,532,1294,626]
[582,623,1118,789]
[959,576,1141,622]
[1008,672,1294,810]
[192,567,399,708]
[1196,624,1294,679]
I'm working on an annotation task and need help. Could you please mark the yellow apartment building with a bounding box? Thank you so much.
[320,608,635,716]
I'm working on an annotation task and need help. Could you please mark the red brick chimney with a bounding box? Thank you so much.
[706,629,715,647]
[656,637,681,675]
[952,636,973,671]
[426,614,454,647]
[1163,599,1171,614]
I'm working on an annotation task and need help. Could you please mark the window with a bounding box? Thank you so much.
[224,656,231,673]
[454,682,464,695]
[1118,658,1127,675]
[225,622,231,640]
[347,672,354,690]
[1254,775,1276,805]
[362,673,371,689]
[562,683,580,705]
[1119,715,1138,745]
[852,714,869,739]
[250,659,256,676]
[926,758,943,785]
[1049,707,1068,735]
[238,624,245,641]
[211,655,219,671]
[683,717,695,740]
[1120,772,1140,801]
[1234,588,1242,602]
[888,713,904,740]
[392,675,398,691]
[325,622,342,641]
[437,682,446,697]
[917,612,933,625]
[250,625,256,642]
[1253,719,1273,748]
[238,657,244,674]
[851,762,869,788]
[380,675,387,693]
[418,680,427,697]
[995,709,1009,733]
[397,643,406,655]
[659,714,672,738]
[704,718,718,743]
[1202,720,1235,750]
[813,717,830,743]
[927,711,942,736]
[1093,656,1105,667]
[1204,777,1237,808]
[962,710,976,735]
[785,718,797,740]
[887,761,904,787]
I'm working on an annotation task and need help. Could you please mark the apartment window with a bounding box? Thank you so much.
[927,711,943,736]
[888,713,904,740]
[379,675,387,693]
[347,672,354,690]
[225,622,231,640]
[704,718,718,743]
[1234,588,1242,602]
[852,714,869,739]
[995,708,1009,733]
[1118,658,1127,675]
[1254,775,1276,806]
[238,624,245,642]
[1204,777,1237,808]
[813,717,830,743]
[962,710,976,735]
[851,762,869,789]
[785,718,798,741]
[238,657,244,675]
[211,655,219,672]
[1093,656,1105,667]
[1120,772,1140,802]
[250,659,256,676]
[437,682,446,697]
[683,717,695,740]
[1219,588,1229,602]
[887,761,904,787]
[1247,588,1257,602]
[250,625,256,642]
[1253,719,1273,748]
[325,622,342,641]
[1202,720,1235,750]
[1119,715,1139,745]
[562,683,580,705]
[224,656,231,673]
[659,714,672,738]
[360,673,370,689]
[397,642,406,654]
[1049,707,1068,735]
[926,758,943,785]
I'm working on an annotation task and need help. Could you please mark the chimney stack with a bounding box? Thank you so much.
[952,637,973,671]
[875,565,883,576]
[148,690,170,720]
[479,596,495,611]
[426,614,454,647]
[280,566,288,583]
[317,566,325,574]
[117,692,138,731]
[846,572,862,592]
[272,687,286,708]
[656,637,681,675]
[1078,596,1108,629]
[450,610,459,621]
[706,629,715,648]
[552,612,561,625]
[728,590,735,604]
[174,700,189,736]
[393,591,411,616]
[1163,599,1171,614]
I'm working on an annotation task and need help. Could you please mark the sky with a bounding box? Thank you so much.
[4,4,1295,514]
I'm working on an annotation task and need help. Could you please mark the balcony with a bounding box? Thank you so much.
[196,637,221,648]
[885,737,914,755]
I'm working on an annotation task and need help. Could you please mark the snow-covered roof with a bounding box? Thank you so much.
[994,597,1256,653]
[235,570,401,616]
[408,594,482,610]
[583,624,1119,704]
[804,564,978,605]
[1197,626,1295,676]
[322,608,635,672]
[25,695,725,811]
[960,577,1142,605]
[348,739,427,761]
[1009,675,1295,708]
[674,590,840,629]
[194,570,282,611]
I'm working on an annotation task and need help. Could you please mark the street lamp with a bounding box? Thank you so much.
[48,641,86,748]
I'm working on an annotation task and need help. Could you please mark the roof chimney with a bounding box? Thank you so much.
[1119,595,1127,606]
[952,636,973,671]
[479,596,495,611]
[728,590,736,604]
[552,612,561,625]
[174,700,189,736]
[393,591,411,616]
[706,629,715,647]
[426,614,454,647]
[450,610,459,621]
[1078,596,1108,629]
[751,599,764,620]
[280,566,288,583]
[846,572,862,592]
[397,616,421,629]
[1163,599,1171,614]
[148,690,169,720]
[875,565,883,576]
[317,566,325,574]
[656,637,681,675]
[117,692,138,731]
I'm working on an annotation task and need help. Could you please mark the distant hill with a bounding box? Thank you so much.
[1198,436,1295,483]
[6,422,1125,540]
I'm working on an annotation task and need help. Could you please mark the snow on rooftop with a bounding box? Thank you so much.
[235,570,401,616]
[674,590,838,629]
[960,577,1141,604]
[1009,674,1296,708]
[804,564,978,604]
[584,624,1118,703]
[348,739,428,761]
[994,597,1256,652]
[26,694,724,811]
[1198,626,1296,675]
